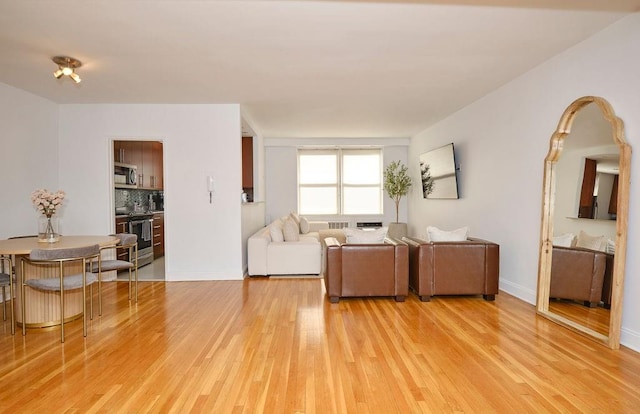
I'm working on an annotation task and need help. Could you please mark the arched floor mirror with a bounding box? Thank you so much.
[536,96,631,349]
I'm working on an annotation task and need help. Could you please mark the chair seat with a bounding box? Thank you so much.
[25,273,97,291]
[89,260,135,273]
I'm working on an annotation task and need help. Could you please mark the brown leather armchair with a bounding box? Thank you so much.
[324,237,409,303]
[550,246,607,307]
[403,237,499,302]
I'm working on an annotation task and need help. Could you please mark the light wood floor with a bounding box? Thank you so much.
[1,278,639,413]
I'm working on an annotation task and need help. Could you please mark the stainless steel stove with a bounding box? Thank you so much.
[126,212,154,267]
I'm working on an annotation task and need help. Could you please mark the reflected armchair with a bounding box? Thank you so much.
[550,246,606,307]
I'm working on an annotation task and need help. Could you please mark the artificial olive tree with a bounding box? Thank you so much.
[383,160,412,223]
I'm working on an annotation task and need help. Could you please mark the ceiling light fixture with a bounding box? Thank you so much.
[52,56,82,83]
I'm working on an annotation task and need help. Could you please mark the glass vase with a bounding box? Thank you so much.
[38,216,60,243]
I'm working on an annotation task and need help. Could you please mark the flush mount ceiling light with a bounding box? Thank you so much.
[52,56,82,83]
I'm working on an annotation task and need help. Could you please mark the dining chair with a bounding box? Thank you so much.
[87,233,138,315]
[0,255,15,334]
[20,244,100,342]
[2,236,35,334]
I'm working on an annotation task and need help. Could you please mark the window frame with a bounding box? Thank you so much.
[297,147,383,215]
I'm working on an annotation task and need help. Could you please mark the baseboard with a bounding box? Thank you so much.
[270,274,322,279]
[621,327,640,352]
[164,271,244,281]
[499,279,537,305]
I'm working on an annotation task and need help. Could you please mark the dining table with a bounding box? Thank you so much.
[0,235,118,328]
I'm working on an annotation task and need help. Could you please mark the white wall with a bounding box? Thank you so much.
[0,84,59,238]
[58,104,245,280]
[408,14,640,350]
[264,138,410,226]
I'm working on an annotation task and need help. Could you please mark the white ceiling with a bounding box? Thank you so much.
[1,1,638,138]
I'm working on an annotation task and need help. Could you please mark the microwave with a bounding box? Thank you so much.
[114,162,138,188]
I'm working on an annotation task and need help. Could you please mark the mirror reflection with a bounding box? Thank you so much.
[548,104,617,336]
[537,96,630,349]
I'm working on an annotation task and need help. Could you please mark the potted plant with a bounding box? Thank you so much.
[383,160,412,239]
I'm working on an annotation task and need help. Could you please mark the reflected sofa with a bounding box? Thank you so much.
[324,236,408,303]
[403,237,500,302]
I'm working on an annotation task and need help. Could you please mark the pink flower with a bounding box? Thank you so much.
[31,189,65,217]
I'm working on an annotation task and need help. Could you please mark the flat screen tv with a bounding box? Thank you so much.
[419,143,459,199]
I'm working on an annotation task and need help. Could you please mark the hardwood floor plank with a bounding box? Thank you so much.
[1,278,640,413]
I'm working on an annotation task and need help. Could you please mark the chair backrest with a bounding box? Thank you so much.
[115,233,137,246]
[30,244,100,261]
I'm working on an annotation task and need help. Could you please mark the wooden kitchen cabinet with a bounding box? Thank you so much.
[152,141,164,190]
[114,140,163,189]
[114,141,142,167]
[153,213,164,258]
[115,217,129,262]
[139,141,163,190]
[242,136,253,189]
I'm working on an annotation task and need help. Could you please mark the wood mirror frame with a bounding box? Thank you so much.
[536,96,631,349]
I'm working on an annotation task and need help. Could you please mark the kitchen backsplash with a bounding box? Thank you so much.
[115,189,163,212]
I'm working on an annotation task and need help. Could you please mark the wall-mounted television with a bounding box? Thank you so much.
[419,143,459,199]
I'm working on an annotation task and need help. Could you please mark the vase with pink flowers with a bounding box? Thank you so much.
[31,189,65,243]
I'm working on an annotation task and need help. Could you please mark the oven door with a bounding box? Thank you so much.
[129,219,153,250]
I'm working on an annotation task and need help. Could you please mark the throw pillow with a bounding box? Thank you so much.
[269,219,285,242]
[299,216,310,234]
[344,227,387,244]
[282,217,300,242]
[289,212,301,233]
[426,226,469,242]
[576,230,605,252]
[552,233,575,248]
[606,239,616,255]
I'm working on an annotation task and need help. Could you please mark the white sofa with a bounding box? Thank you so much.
[247,219,329,276]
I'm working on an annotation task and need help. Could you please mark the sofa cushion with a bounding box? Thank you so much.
[576,230,605,252]
[426,226,469,242]
[344,227,387,244]
[553,233,576,247]
[290,211,301,230]
[299,216,310,234]
[269,219,285,242]
[606,238,616,254]
[283,217,300,242]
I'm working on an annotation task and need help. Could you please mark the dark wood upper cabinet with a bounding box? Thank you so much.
[608,174,618,215]
[578,158,597,218]
[114,140,163,190]
[114,140,142,167]
[242,136,253,189]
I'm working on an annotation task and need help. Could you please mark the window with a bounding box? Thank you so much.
[298,148,382,215]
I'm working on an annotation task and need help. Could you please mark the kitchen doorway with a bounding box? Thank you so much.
[113,139,165,281]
